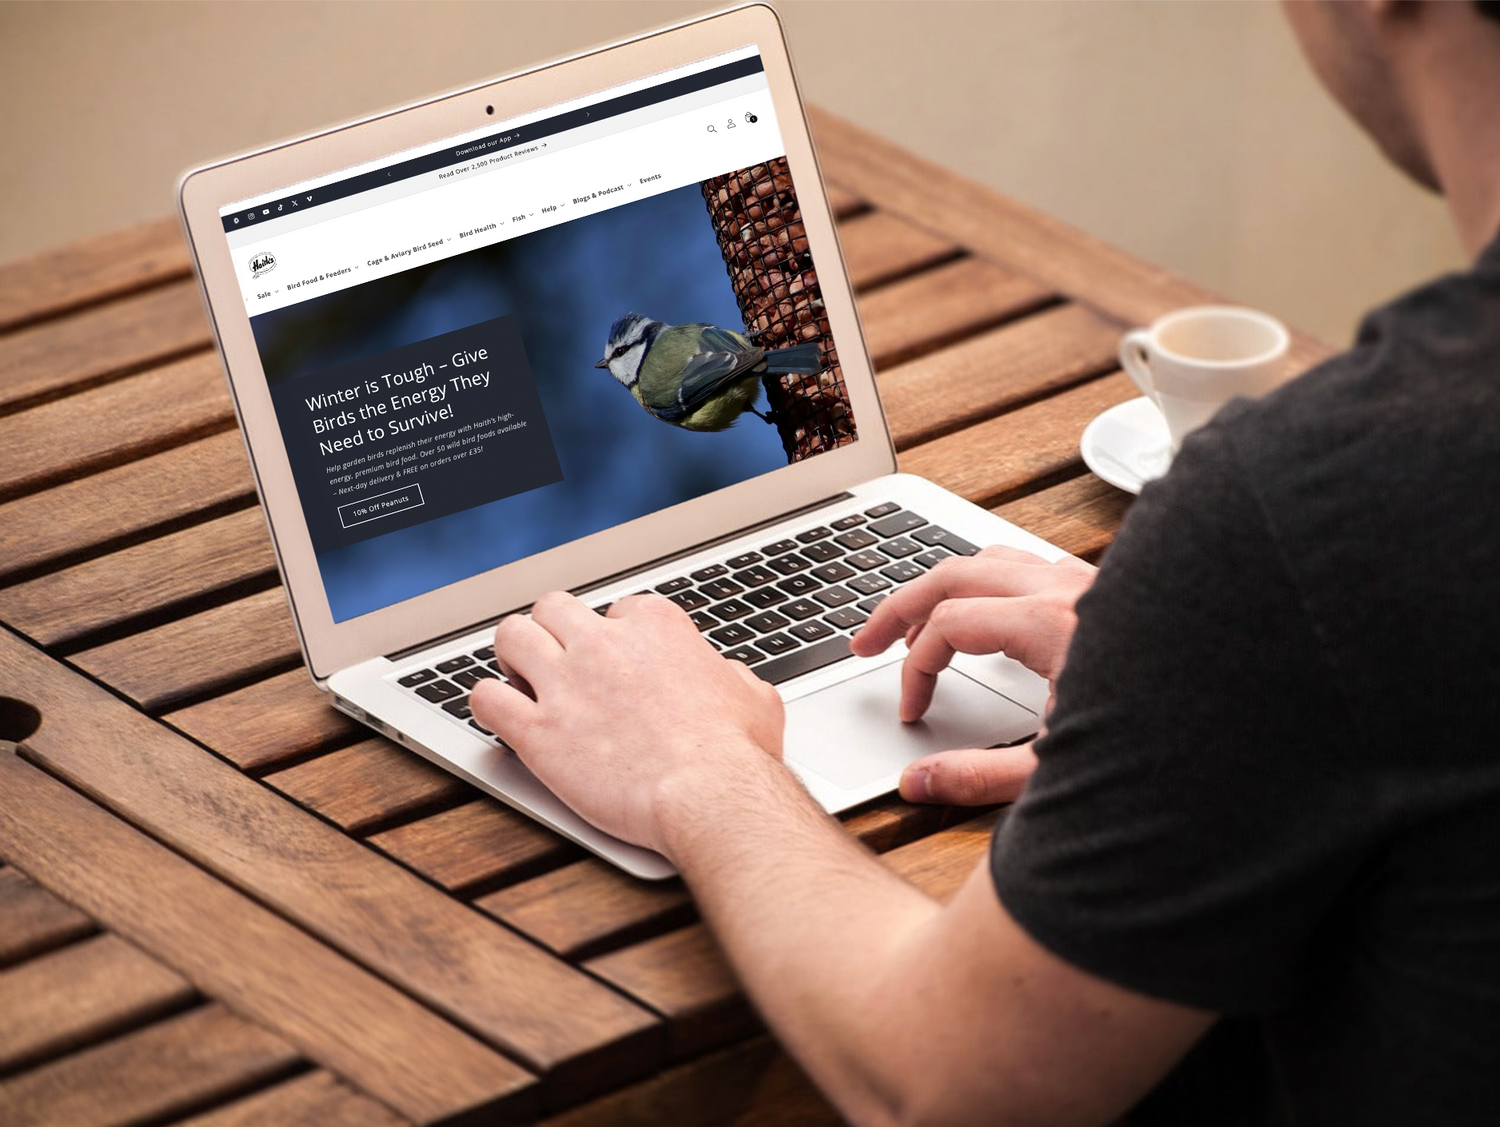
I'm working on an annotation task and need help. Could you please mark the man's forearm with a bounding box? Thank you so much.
[657,745,942,1127]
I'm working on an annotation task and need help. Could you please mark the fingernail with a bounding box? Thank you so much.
[901,767,932,802]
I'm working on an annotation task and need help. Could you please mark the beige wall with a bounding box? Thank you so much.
[1,0,1464,345]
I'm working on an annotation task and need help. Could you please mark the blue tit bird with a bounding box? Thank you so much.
[594,312,824,432]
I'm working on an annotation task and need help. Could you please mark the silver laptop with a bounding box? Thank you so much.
[178,4,1065,879]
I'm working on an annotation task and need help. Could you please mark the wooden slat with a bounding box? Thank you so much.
[0,1003,301,1127]
[994,473,1135,563]
[880,302,1122,449]
[583,813,998,1061]
[539,1035,839,1127]
[0,751,537,1123]
[6,631,659,1093]
[0,217,191,333]
[165,668,362,774]
[73,587,302,711]
[0,866,94,967]
[0,282,211,413]
[823,182,866,221]
[477,796,944,961]
[0,508,276,650]
[899,371,1137,508]
[263,738,472,836]
[811,108,1335,374]
[0,429,254,585]
[0,933,196,1073]
[859,256,1053,370]
[174,1071,411,1127]
[837,210,960,292]
[366,799,578,895]
[0,353,233,504]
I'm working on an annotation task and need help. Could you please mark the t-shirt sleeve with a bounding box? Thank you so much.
[991,416,1373,1013]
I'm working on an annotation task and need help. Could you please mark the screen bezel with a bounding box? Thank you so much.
[178,3,896,681]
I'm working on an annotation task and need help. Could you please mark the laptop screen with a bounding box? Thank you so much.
[217,47,859,623]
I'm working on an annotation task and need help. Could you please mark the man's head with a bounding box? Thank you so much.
[1282,0,1500,253]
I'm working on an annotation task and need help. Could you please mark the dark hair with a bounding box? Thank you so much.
[1479,0,1500,23]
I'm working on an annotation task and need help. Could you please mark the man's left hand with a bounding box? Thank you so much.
[469,591,785,854]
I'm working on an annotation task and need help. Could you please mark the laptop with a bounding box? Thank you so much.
[178,3,1066,879]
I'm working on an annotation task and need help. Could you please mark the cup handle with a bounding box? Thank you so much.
[1119,329,1157,403]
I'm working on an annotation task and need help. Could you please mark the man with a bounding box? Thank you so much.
[473,2,1500,1122]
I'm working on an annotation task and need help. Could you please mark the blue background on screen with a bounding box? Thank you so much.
[250,183,799,622]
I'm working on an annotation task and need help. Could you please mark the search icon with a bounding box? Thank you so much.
[707,124,717,133]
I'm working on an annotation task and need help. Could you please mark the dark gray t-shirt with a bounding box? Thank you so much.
[992,236,1500,1125]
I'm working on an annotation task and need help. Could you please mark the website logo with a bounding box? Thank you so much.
[250,251,277,279]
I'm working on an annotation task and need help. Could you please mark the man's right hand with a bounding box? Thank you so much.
[850,545,1097,803]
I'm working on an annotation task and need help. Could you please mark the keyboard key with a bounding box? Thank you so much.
[442,698,473,719]
[914,548,954,569]
[711,598,753,620]
[699,577,745,600]
[761,538,798,556]
[732,564,778,587]
[486,660,502,674]
[881,560,926,584]
[878,536,922,559]
[469,718,495,737]
[864,501,902,518]
[846,550,888,571]
[778,574,821,596]
[824,607,869,630]
[796,526,833,543]
[912,525,980,555]
[830,513,867,531]
[801,541,843,564]
[790,619,836,642]
[745,586,789,608]
[453,667,499,690]
[756,632,799,656]
[726,551,763,569]
[711,622,756,646]
[436,655,474,674]
[858,595,889,614]
[669,589,710,611]
[723,645,765,665]
[870,510,928,538]
[781,598,824,621]
[814,585,858,607]
[416,680,462,703]
[655,576,692,594]
[767,553,811,575]
[811,561,857,583]
[472,645,495,661]
[848,573,892,596]
[398,668,437,688]
[751,636,854,685]
[592,602,612,616]
[834,529,878,550]
[689,611,719,632]
[745,611,791,634]
[691,563,729,582]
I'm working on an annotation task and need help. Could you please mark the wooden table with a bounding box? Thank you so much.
[0,111,1327,1126]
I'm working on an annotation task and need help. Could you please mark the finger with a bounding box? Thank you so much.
[898,598,1043,721]
[469,675,540,751]
[529,590,603,648]
[491,613,562,693]
[606,591,681,621]
[899,743,1038,806]
[851,556,1053,657]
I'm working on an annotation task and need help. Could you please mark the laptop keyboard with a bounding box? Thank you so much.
[392,501,980,740]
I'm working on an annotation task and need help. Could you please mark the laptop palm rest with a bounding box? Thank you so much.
[784,662,1039,793]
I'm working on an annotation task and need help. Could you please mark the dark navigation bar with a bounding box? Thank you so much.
[222,55,765,233]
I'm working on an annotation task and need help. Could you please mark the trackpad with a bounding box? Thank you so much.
[785,662,1039,791]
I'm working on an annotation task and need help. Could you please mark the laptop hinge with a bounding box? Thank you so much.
[384,490,855,663]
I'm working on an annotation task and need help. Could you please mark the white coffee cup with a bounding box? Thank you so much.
[1118,305,1291,451]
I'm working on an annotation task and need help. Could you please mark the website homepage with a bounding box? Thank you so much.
[221,48,858,623]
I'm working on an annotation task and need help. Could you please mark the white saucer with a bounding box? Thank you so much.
[1080,397,1173,495]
